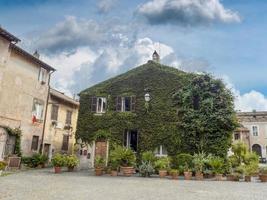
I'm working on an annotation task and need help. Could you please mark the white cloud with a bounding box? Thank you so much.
[223,76,267,112]
[97,0,118,13]
[137,0,241,26]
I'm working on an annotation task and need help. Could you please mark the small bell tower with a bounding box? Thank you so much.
[152,50,160,63]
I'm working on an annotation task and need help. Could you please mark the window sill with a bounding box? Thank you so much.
[94,113,106,116]
[155,154,168,157]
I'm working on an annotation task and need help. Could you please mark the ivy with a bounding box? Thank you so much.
[77,62,237,158]
[1,126,22,157]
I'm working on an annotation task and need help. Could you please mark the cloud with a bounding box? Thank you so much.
[223,76,267,112]
[137,0,241,26]
[97,0,118,13]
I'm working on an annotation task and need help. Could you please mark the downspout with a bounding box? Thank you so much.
[40,70,55,154]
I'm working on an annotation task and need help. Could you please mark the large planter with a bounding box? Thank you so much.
[195,172,204,181]
[245,176,251,182]
[184,171,192,180]
[259,174,267,182]
[226,174,235,181]
[68,166,75,172]
[159,170,167,178]
[111,170,118,176]
[95,168,103,176]
[215,174,223,181]
[121,166,134,177]
[54,166,62,174]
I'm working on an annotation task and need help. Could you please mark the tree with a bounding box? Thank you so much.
[173,74,237,157]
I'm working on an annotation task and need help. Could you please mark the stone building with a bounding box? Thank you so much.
[235,111,267,162]
[43,88,79,159]
[0,27,55,160]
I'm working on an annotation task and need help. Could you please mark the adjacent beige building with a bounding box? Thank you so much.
[43,88,79,159]
[0,27,55,159]
[235,111,267,161]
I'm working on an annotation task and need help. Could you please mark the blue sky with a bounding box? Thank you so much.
[1,0,267,111]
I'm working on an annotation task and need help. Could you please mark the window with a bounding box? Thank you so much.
[116,96,136,112]
[154,145,168,157]
[65,110,72,124]
[91,97,106,113]
[31,135,39,151]
[32,99,44,120]
[252,126,259,136]
[234,133,240,140]
[38,68,47,84]
[51,105,59,121]
[62,135,69,151]
[123,130,138,152]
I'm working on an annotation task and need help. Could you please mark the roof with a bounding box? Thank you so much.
[10,43,55,72]
[50,88,79,107]
[0,26,20,43]
[237,111,267,117]
[80,60,188,95]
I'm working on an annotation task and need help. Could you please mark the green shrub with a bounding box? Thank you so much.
[193,153,207,173]
[109,145,136,167]
[154,157,170,170]
[0,161,7,170]
[138,161,154,177]
[95,156,105,168]
[66,155,79,168]
[51,154,66,167]
[171,153,193,169]
[259,167,267,175]
[141,151,156,164]
[208,156,225,175]
[169,169,178,175]
[21,153,48,168]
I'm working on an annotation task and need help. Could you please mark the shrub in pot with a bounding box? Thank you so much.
[259,167,267,182]
[243,163,259,182]
[94,156,105,176]
[170,169,178,180]
[193,153,207,180]
[51,154,65,173]
[66,155,79,172]
[0,161,7,176]
[155,157,170,178]
[209,156,224,181]
[139,161,154,177]
[142,151,156,165]
[110,145,136,177]
[183,163,192,180]
[109,159,119,176]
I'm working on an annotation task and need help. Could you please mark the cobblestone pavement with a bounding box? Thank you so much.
[0,169,266,200]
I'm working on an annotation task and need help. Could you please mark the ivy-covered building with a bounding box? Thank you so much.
[77,52,236,159]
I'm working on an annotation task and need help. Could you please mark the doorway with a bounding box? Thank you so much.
[252,144,262,157]
[124,130,138,152]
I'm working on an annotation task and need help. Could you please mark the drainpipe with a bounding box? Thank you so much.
[40,70,54,154]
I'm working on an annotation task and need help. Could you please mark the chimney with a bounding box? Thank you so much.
[33,50,40,59]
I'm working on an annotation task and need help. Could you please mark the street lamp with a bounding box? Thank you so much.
[144,93,150,102]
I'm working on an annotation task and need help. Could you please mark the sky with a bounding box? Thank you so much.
[0,0,267,111]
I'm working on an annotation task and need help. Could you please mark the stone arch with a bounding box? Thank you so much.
[252,144,262,157]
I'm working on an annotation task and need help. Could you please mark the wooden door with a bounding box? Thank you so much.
[95,141,107,159]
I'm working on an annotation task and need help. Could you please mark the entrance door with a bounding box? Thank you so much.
[0,128,8,161]
[124,130,138,152]
[252,144,262,157]
[95,141,108,159]
[44,144,51,158]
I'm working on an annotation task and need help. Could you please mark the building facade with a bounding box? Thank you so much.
[0,27,55,160]
[43,88,79,159]
[235,111,267,161]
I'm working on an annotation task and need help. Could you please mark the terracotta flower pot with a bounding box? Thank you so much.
[195,172,204,180]
[111,170,118,176]
[121,166,134,177]
[159,170,167,178]
[259,174,267,182]
[95,168,103,176]
[172,174,178,180]
[68,166,74,172]
[226,174,234,181]
[215,174,223,181]
[245,176,251,182]
[54,166,61,174]
[184,171,192,180]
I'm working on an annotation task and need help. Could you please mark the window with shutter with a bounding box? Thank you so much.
[51,105,59,120]
[131,96,136,111]
[62,135,69,151]
[31,135,39,151]
[91,97,97,112]
[116,96,122,111]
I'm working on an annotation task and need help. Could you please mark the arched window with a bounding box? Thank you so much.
[252,144,262,157]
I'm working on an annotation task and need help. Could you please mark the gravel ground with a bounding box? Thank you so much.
[0,169,266,200]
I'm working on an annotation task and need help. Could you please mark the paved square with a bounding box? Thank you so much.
[0,169,266,200]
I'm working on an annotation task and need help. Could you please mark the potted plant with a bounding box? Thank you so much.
[0,161,7,176]
[139,161,154,177]
[66,155,79,172]
[109,159,119,176]
[259,167,267,182]
[110,145,136,177]
[155,157,170,178]
[193,153,206,180]
[170,169,178,180]
[51,154,65,173]
[94,156,105,176]
[183,163,192,180]
[209,156,224,181]
[243,163,259,182]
